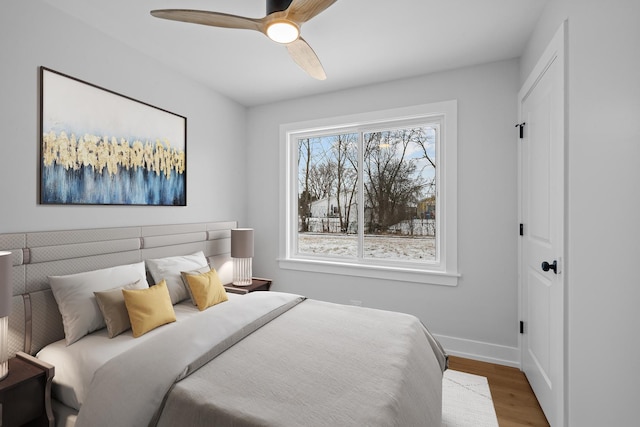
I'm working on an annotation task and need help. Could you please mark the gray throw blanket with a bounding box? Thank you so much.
[76,292,305,427]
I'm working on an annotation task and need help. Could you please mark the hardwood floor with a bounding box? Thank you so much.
[448,355,549,427]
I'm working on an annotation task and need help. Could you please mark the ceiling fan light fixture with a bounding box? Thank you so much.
[266,20,300,44]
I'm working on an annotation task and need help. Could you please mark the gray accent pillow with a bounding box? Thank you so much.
[146,251,208,305]
[94,280,147,338]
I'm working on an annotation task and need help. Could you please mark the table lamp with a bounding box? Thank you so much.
[231,228,254,286]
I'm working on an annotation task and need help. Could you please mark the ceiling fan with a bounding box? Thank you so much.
[150,0,337,80]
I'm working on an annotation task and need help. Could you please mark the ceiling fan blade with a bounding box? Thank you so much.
[150,9,264,32]
[285,0,337,24]
[286,38,326,80]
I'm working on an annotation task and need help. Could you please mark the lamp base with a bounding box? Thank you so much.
[232,257,252,287]
[232,280,253,287]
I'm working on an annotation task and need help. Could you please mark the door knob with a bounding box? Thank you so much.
[541,260,558,274]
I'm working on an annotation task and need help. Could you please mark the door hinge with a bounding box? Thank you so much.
[520,321,525,334]
[519,223,524,236]
[515,122,526,139]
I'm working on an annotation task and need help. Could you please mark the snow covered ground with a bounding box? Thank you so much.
[298,233,436,261]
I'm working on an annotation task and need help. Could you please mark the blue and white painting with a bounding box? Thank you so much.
[40,68,186,206]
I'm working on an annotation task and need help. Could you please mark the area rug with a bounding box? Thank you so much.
[442,369,499,427]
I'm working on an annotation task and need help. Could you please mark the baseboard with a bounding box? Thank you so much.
[434,333,521,368]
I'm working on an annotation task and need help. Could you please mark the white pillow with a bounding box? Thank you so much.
[145,251,208,305]
[49,261,149,345]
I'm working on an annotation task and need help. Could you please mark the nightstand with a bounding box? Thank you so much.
[224,278,272,295]
[0,352,54,427]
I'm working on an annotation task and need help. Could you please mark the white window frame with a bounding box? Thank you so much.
[278,101,459,286]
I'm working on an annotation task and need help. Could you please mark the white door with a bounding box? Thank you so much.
[518,22,566,427]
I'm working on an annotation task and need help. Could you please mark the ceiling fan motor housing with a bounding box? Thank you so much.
[267,0,294,15]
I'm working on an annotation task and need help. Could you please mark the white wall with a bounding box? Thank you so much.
[0,0,247,233]
[521,0,640,425]
[247,59,521,364]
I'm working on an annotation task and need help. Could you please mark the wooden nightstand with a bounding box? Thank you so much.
[0,352,54,427]
[224,278,272,295]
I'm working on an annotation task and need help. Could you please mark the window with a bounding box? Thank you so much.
[279,101,458,286]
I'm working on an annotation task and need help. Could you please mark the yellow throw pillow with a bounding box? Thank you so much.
[123,280,176,338]
[180,265,213,306]
[183,269,228,311]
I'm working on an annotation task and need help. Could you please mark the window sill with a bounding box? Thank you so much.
[277,258,460,286]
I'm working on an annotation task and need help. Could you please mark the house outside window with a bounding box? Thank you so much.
[279,101,459,286]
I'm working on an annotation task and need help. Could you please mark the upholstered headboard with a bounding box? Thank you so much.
[0,221,236,357]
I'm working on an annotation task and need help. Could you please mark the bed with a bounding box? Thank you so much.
[3,221,447,427]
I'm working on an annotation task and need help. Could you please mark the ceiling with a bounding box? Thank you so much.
[41,0,549,107]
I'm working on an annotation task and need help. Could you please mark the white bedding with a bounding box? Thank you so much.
[37,293,242,410]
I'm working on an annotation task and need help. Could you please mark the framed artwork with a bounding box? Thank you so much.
[40,67,187,206]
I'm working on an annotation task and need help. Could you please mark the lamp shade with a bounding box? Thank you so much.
[0,252,11,318]
[231,229,254,259]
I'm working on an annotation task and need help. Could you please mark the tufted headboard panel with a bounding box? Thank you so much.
[1,221,237,357]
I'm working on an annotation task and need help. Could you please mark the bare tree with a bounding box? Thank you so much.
[331,133,358,233]
[363,129,428,233]
[308,161,336,218]
[298,138,313,232]
[299,136,339,231]
[414,127,436,169]
[413,127,436,199]
[299,128,432,236]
